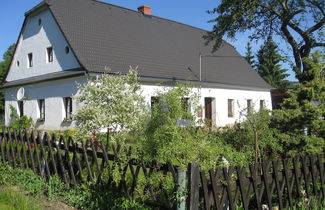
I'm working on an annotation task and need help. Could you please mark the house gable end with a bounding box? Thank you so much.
[6,7,80,82]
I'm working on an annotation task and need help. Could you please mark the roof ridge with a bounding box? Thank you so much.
[93,0,208,33]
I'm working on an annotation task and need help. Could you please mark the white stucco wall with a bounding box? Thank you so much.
[5,77,87,130]
[140,83,272,127]
[5,76,272,130]
[6,9,80,81]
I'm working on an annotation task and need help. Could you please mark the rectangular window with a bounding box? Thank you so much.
[47,47,53,62]
[151,96,160,112]
[18,101,24,117]
[260,100,265,111]
[181,98,190,114]
[64,97,73,119]
[28,53,33,67]
[247,99,253,113]
[228,99,234,117]
[38,99,45,120]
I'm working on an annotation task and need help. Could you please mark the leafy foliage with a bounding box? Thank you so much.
[0,44,15,116]
[256,38,290,89]
[205,0,325,82]
[138,84,249,169]
[0,162,150,209]
[9,105,33,130]
[75,67,146,144]
[271,51,325,156]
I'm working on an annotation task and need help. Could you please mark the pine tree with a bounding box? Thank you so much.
[256,38,290,89]
[244,41,255,67]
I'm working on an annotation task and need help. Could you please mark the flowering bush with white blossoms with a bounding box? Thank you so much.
[74,67,146,144]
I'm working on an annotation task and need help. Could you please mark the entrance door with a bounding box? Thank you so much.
[205,98,212,126]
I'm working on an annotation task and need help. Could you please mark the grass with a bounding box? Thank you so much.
[0,186,41,210]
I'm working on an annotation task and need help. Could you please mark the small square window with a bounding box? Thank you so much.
[64,97,73,119]
[28,53,33,67]
[47,47,53,63]
[228,99,234,117]
[38,99,45,120]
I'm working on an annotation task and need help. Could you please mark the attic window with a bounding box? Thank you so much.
[47,47,53,62]
[65,46,70,54]
[28,53,33,67]
[38,18,42,26]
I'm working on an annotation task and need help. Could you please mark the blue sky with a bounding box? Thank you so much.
[0,0,297,81]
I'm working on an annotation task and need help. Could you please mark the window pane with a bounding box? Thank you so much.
[18,101,24,117]
[228,99,234,117]
[38,99,45,119]
[247,99,253,113]
[28,53,33,67]
[151,97,159,112]
[260,100,265,111]
[64,97,73,119]
[181,98,190,113]
[47,47,53,62]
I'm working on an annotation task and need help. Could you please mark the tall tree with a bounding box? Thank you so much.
[0,44,15,116]
[244,41,255,67]
[205,0,325,83]
[272,51,325,154]
[256,38,290,89]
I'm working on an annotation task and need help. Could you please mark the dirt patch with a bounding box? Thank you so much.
[39,199,76,210]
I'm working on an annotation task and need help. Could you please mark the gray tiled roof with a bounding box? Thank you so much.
[42,0,271,89]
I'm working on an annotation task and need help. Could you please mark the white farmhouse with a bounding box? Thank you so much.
[3,0,272,130]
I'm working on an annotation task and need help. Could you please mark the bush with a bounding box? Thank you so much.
[9,105,33,130]
[0,162,150,209]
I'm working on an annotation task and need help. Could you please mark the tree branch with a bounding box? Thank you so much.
[281,23,302,77]
[305,0,325,16]
[314,43,325,47]
[306,17,325,34]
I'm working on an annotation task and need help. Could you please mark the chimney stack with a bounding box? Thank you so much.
[138,5,151,15]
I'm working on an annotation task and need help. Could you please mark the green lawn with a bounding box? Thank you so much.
[0,187,40,210]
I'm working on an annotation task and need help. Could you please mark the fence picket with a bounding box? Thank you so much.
[0,129,324,209]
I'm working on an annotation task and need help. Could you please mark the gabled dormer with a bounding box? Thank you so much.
[6,4,81,82]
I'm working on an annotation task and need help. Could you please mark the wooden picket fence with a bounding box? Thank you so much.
[0,128,324,209]
[0,129,178,209]
[188,155,325,210]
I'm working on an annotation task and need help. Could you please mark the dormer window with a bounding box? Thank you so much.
[28,53,33,67]
[47,47,53,63]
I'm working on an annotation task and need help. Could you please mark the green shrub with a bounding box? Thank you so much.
[0,163,150,209]
[9,105,33,129]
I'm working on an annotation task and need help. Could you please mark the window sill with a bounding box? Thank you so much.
[62,118,73,123]
[36,118,45,122]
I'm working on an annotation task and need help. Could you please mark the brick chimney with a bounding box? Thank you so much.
[138,5,151,15]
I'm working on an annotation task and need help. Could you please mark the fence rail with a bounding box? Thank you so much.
[0,128,324,209]
[0,129,178,209]
[188,155,325,209]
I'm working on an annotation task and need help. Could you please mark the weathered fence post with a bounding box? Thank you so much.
[187,163,200,210]
[177,167,187,210]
